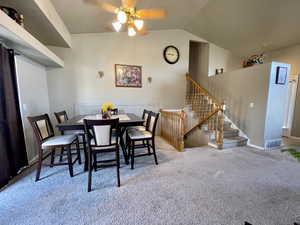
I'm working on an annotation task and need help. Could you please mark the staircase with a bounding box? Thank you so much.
[160,74,248,151]
[185,75,248,149]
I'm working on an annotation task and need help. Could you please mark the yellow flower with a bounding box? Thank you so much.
[101,102,116,112]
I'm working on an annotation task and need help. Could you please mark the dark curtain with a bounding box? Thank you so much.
[0,45,28,188]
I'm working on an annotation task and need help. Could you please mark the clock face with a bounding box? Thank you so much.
[164,46,180,64]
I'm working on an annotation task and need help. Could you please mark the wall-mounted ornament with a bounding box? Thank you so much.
[163,45,180,64]
[243,54,265,68]
[115,64,142,88]
[0,6,24,27]
[147,77,152,83]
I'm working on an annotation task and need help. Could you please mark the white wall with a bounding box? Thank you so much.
[196,62,289,148]
[47,30,206,117]
[15,56,50,162]
[264,62,290,148]
[267,45,300,137]
[267,44,300,75]
[208,44,242,76]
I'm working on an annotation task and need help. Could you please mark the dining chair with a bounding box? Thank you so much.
[28,114,81,181]
[84,118,120,192]
[54,110,87,163]
[127,111,160,169]
[128,109,151,131]
[126,109,151,152]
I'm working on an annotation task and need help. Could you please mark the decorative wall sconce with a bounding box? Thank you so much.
[147,77,152,83]
[98,71,104,79]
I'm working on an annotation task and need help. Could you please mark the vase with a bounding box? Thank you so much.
[102,110,111,119]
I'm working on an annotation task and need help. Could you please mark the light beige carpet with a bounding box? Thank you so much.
[1,137,300,225]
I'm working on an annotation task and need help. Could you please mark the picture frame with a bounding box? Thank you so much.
[115,64,142,88]
[276,66,287,85]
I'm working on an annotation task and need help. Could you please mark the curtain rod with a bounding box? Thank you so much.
[0,39,21,55]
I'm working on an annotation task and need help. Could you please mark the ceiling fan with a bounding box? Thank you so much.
[84,0,167,36]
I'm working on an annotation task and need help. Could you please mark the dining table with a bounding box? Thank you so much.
[56,113,145,170]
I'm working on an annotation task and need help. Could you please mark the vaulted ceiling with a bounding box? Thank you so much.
[51,0,300,56]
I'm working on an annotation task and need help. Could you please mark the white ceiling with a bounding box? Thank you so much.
[51,0,209,33]
[51,0,300,56]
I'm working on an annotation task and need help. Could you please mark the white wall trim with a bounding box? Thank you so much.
[247,143,265,150]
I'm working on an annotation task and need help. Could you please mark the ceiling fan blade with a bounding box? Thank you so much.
[101,2,119,14]
[83,0,99,4]
[136,9,167,19]
[122,0,137,8]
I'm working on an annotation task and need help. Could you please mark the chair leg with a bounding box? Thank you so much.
[82,135,88,172]
[146,140,151,155]
[88,150,92,192]
[59,147,65,162]
[116,147,120,187]
[93,153,97,172]
[152,139,158,165]
[66,145,74,177]
[131,140,135,170]
[76,139,82,165]
[35,148,43,182]
[50,149,55,167]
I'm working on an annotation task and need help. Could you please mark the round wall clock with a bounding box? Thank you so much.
[163,46,180,64]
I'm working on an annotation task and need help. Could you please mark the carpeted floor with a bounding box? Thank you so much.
[1,137,300,225]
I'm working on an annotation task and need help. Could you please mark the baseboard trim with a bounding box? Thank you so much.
[247,143,265,150]
[29,155,38,166]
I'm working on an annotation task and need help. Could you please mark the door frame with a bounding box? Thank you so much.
[283,74,299,136]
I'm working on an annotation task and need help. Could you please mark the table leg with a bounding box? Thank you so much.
[119,127,129,165]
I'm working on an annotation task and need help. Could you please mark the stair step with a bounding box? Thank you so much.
[223,128,239,138]
[208,136,248,149]
[224,121,232,129]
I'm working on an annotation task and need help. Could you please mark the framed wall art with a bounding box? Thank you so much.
[115,64,142,88]
[276,66,288,85]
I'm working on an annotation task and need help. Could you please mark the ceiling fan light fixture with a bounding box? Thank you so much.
[134,19,144,30]
[117,10,127,24]
[112,21,122,32]
[128,26,136,37]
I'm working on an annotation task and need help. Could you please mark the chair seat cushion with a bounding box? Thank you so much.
[127,126,146,131]
[128,130,152,140]
[90,136,117,150]
[42,135,77,148]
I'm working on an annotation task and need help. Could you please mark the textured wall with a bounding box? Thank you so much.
[15,56,50,162]
[47,30,206,117]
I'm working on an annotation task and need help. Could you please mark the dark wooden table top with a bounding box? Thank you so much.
[57,113,144,131]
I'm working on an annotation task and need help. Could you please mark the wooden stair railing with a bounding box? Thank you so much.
[159,75,226,151]
[160,110,185,152]
[185,74,226,146]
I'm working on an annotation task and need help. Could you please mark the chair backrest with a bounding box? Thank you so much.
[28,114,55,144]
[142,109,151,127]
[54,110,68,124]
[146,112,160,136]
[84,118,119,149]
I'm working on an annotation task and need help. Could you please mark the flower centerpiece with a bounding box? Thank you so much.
[101,102,116,119]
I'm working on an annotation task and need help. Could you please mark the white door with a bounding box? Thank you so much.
[283,75,299,136]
